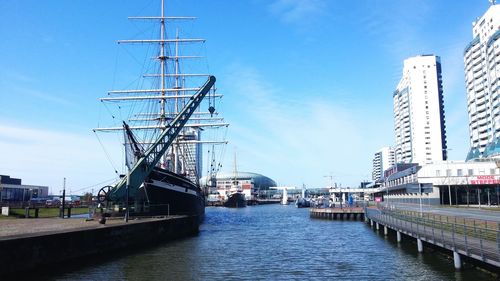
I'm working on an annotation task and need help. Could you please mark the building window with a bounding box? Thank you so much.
[457,169,463,177]
[436,170,441,176]
[446,169,452,177]
[490,169,496,175]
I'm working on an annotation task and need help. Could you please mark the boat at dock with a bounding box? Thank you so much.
[295,186,310,208]
[222,153,246,208]
[223,191,247,208]
[295,197,310,208]
[94,0,227,220]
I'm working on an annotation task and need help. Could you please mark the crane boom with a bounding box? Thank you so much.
[108,76,216,202]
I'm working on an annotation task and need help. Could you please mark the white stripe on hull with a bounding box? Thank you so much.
[150,179,200,197]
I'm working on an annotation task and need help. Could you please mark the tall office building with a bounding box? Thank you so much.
[372,147,395,181]
[464,3,500,160]
[393,55,448,165]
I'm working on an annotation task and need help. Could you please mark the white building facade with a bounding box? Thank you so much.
[464,3,500,160]
[381,161,500,206]
[393,55,448,165]
[372,147,395,181]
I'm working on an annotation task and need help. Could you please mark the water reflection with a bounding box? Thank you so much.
[44,205,495,281]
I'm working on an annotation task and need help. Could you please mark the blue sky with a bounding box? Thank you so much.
[0,0,492,193]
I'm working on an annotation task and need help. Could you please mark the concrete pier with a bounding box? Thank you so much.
[417,238,423,252]
[0,215,199,277]
[309,207,364,221]
[454,251,462,270]
[365,206,500,272]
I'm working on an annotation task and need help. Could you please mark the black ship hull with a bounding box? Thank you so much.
[135,167,205,219]
[223,192,246,208]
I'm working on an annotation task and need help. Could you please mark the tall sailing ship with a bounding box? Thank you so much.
[94,1,228,220]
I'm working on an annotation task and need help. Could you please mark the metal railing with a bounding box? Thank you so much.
[365,207,500,268]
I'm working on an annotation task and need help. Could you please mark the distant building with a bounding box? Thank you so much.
[393,55,447,165]
[464,3,500,160]
[0,175,49,203]
[372,147,395,181]
[201,172,276,200]
[380,161,500,206]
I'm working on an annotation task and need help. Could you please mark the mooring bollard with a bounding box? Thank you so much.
[67,207,72,218]
[34,208,39,218]
[98,205,106,224]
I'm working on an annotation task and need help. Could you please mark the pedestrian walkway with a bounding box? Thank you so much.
[366,206,500,269]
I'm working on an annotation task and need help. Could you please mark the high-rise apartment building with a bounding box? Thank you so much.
[372,147,395,181]
[464,3,500,160]
[393,55,448,165]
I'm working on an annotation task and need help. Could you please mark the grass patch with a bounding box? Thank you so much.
[6,207,89,218]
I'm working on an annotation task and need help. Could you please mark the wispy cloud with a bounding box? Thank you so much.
[0,122,120,193]
[0,71,74,106]
[222,64,392,187]
[12,86,75,106]
[359,1,432,58]
[268,0,327,27]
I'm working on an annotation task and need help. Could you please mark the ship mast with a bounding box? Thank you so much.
[160,0,168,169]
[173,27,180,174]
[94,0,229,181]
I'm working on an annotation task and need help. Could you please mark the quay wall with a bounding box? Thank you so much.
[0,216,199,276]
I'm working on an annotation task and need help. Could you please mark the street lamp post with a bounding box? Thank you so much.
[61,178,66,218]
[443,148,452,206]
[447,165,452,206]
[419,183,423,217]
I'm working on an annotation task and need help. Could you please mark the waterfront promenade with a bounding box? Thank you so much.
[366,203,500,270]
[384,202,500,222]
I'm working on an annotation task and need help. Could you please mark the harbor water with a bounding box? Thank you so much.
[40,205,495,280]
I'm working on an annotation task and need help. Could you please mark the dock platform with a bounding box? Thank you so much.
[0,215,199,277]
[310,207,365,221]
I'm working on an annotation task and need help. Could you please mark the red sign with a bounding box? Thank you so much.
[242,183,252,190]
[470,175,500,185]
